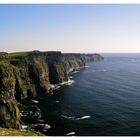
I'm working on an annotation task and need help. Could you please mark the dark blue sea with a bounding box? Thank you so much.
[39,53,140,136]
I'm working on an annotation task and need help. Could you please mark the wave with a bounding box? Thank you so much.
[55,101,60,103]
[60,79,75,86]
[50,84,61,90]
[50,79,75,91]
[61,115,91,120]
[66,132,76,136]
[61,115,76,119]
[92,69,107,72]
[31,100,39,104]
[85,66,90,68]
[66,79,75,85]
[74,116,91,120]
[71,71,79,74]
[69,76,73,79]
[21,125,28,130]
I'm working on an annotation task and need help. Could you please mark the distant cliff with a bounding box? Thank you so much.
[0,51,103,129]
[84,53,104,62]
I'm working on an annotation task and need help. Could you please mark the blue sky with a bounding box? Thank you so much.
[0,4,140,53]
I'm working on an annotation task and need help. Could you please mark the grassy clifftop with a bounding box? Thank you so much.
[0,128,44,136]
[9,52,31,58]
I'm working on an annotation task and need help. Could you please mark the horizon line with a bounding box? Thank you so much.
[2,50,140,54]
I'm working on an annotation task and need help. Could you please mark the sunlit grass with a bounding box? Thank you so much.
[0,128,44,136]
[9,52,31,58]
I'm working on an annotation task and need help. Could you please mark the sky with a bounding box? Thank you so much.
[1,4,140,53]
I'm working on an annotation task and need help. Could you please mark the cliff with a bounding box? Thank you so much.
[0,52,20,129]
[10,51,88,99]
[0,51,103,130]
[84,53,104,62]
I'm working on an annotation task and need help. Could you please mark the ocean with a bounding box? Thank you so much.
[39,53,140,136]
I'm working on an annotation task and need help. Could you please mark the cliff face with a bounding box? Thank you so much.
[0,53,20,129]
[46,51,68,84]
[11,52,50,99]
[62,53,86,73]
[10,51,87,99]
[0,51,103,129]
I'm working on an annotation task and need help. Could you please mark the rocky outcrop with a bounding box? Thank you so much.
[0,51,103,130]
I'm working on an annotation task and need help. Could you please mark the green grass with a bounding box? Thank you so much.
[9,52,31,58]
[19,79,35,91]
[0,128,44,136]
[0,61,10,67]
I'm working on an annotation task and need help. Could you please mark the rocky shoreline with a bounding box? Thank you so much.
[19,97,51,134]
[19,73,78,135]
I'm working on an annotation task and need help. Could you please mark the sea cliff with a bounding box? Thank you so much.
[0,51,103,133]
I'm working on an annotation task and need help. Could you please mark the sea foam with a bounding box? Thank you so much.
[61,115,91,120]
